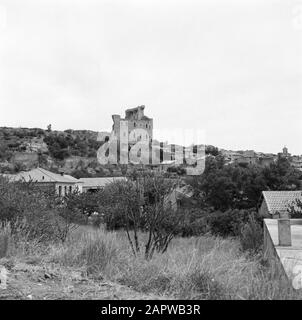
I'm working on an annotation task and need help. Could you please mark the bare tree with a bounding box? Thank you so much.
[101,169,184,259]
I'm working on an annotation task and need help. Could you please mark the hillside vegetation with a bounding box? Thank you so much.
[0,127,118,177]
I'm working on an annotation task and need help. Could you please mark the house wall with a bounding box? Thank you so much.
[263,221,276,260]
[35,182,56,193]
[263,220,291,283]
[259,200,270,217]
[259,200,290,219]
[55,183,81,196]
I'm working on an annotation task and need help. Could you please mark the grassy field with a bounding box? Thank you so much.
[0,224,301,300]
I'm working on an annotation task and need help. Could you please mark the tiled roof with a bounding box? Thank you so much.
[79,177,127,188]
[262,191,302,215]
[9,168,80,184]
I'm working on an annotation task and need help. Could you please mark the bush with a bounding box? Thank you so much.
[239,214,263,253]
[171,208,209,237]
[207,209,261,237]
[53,228,121,276]
[76,232,119,275]
[0,177,88,243]
[187,269,227,300]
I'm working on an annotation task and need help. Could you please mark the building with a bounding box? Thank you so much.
[257,155,275,168]
[258,191,302,218]
[276,146,302,171]
[79,176,127,192]
[4,167,82,196]
[161,160,177,171]
[291,155,302,171]
[112,105,153,144]
[278,146,291,159]
[223,150,258,165]
[234,150,258,165]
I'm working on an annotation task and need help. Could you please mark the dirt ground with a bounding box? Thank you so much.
[0,257,165,300]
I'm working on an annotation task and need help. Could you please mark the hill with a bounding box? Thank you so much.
[0,127,120,177]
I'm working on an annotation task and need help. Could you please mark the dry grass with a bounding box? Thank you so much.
[0,222,11,258]
[1,224,302,300]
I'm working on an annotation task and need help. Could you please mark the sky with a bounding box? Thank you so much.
[0,0,301,154]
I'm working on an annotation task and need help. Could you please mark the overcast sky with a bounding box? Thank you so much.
[0,0,301,154]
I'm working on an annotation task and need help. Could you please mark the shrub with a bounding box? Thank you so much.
[207,209,261,237]
[0,177,89,243]
[239,214,263,253]
[53,228,121,276]
[77,233,118,275]
[186,269,227,300]
[174,208,209,237]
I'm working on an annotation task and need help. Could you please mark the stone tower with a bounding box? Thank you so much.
[112,105,153,144]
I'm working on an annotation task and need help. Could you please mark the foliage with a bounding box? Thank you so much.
[239,214,263,253]
[44,132,103,160]
[207,209,262,238]
[205,145,220,157]
[287,192,302,218]
[63,190,100,217]
[262,156,301,191]
[99,170,184,259]
[188,154,301,212]
[0,127,104,162]
[163,208,210,237]
[0,176,89,242]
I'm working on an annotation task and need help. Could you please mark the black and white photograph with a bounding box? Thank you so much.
[0,0,302,306]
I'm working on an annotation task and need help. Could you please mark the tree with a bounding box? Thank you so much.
[100,170,184,259]
[139,171,182,259]
[262,156,301,191]
[205,145,220,157]
[287,193,302,218]
[188,154,301,212]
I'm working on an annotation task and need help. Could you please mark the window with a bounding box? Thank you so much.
[64,186,67,195]
[69,186,72,194]
[134,122,136,127]
[146,124,148,128]
[58,186,62,197]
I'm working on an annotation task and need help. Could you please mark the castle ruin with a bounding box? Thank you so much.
[112,105,153,144]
